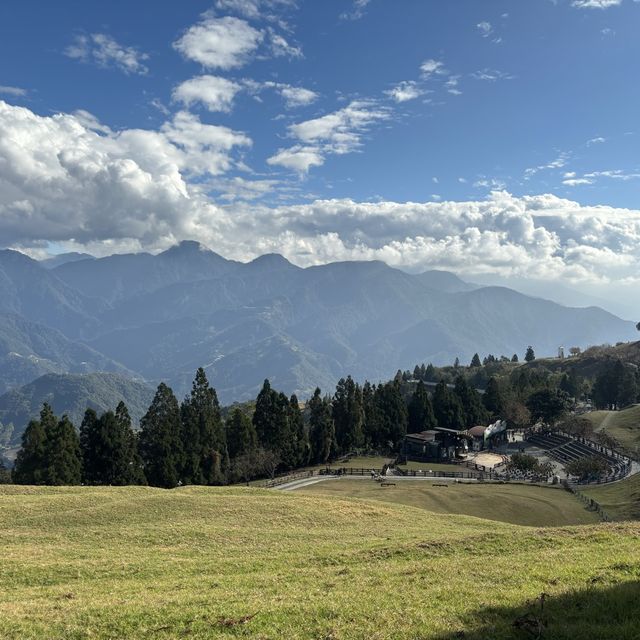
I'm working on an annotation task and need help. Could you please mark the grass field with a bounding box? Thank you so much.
[299,478,600,526]
[1,485,638,639]
[585,405,640,456]
[397,460,467,473]
[584,473,640,521]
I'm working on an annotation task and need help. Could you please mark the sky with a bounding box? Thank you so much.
[0,0,639,316]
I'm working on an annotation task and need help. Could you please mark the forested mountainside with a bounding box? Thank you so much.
[0,242,635,405]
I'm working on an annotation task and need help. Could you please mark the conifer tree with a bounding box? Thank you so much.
[470,353,482,368]
[181,368,228,485]
[115,401,146,485]
[407,380,437,433]
[309,388,335,464]
[253,379,277,448]
[332,376,364,454]
[432,380,465,430]
[454,376,488,427]
[289,394,309,467]
[13,410,48,485]
[139,383,183,488]
[525,346,536,362]
[79,408,101,484]
[44,414,82,486]
[483,377,505,418]
[226,407,257,459]
[374,380,408,448]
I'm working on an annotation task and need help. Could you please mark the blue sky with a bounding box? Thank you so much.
[0,0,639,314]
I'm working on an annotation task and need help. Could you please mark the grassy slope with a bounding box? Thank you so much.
[585,405,640,456]
[584,474,640,521]
[1,486,639,640]
[299,479,599,527]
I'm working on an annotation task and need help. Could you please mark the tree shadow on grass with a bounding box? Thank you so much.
[434,579,640,640]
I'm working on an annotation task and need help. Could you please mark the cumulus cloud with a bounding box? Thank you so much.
[173,14,263,69]
[4,100,640,288]
[267,100,390,172]
[65,33,149,75]
[420,59,446,78]
[172,75,243,112]
[385,80,424,103]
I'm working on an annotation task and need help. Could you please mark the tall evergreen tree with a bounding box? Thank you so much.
[470,353,482,368]
[483,377,505,418]
[432,380,465,430]
[454,376,488,427]
[525,346,536,362]
[309,388,335,464]
[289,394,310,467]
[44,414,82,486]
[332,376,364,454]
[115,401,146,485]
[181,368,228,485]
[12,410,48,485]
[139,383,183,488]
[226,407,257,460]
[407,380,437,433]
[79,408,100,484]
[374,380,408,448]
[253,379,277,448]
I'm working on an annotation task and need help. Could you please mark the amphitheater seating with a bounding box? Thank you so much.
[526,431,630,483]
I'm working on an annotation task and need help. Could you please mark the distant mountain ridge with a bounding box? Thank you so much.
[0,242,635,414]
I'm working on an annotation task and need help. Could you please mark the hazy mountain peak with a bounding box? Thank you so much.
[248,253,298,270]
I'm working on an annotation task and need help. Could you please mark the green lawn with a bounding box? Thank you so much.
[398,460,469,473]
[583,473,640,521]
[585,405,640,457]
[0,485,638,639]
[299,478,600,527]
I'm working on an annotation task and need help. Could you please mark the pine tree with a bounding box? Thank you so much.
[44,414,82,486]
[454,376,488,427]
[470,353,482,368]
[525,346,536,362]
[332,376,364,454]
[407,380,436,433]
[424,364,436,381]
[139,383,183,488]
[12,409,48,485]
[511,354,519,363]
[115,401,146,485]
[432,380,465,430]
[79,408,100,484]
[226,407,257,459]
[253,379,277,448]
[483,377,505,418]
[289,395,309,467]
[309,388,335,464]
[181,368,228,485]
[374,380,408,449]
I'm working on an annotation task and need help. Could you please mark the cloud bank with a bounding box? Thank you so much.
[1,100,639,289]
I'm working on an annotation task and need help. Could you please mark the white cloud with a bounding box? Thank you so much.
[0,100,249,248]
[477,21,493,37]
[0,85,27,97]
[472,68,515,82]
[215,0,297,19]
[65,33,149,75]
[5,100,640,288]
[267,100,391,173]
[572,0,623,8]
[172,75,242,112]
[267,145,324,172]
[173,14,263,69]
[267,28,303,58]
[272,84,318,107]
[385,81,424,103]
[525,153,569,178]
[340,0,372,20]
[420,59,446,77]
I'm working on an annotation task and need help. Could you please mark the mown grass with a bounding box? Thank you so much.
[586,405,640,456]
[584,473,640,521]
[0,485,638,639]
[299,478,600,527]
[397,461,466,473]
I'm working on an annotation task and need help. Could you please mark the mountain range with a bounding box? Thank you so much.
[0,240,636,445]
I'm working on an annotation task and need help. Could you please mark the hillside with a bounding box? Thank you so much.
[0,312,131,394]
[0,486,638,639]
[0,373,154,449]
[585,404,640,457]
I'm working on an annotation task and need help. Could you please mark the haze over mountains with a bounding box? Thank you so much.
[0,241,636,429]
